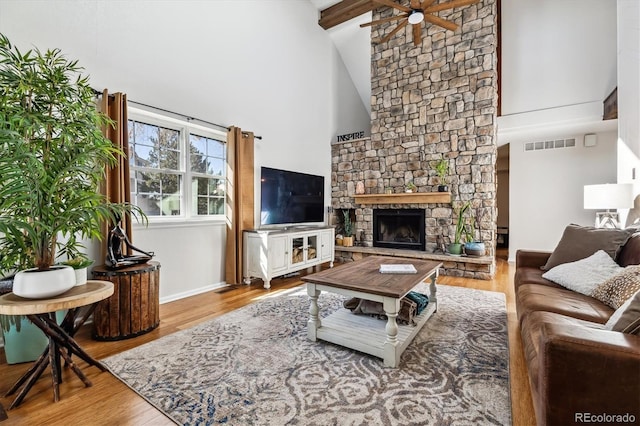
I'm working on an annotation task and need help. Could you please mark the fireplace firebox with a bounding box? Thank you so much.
[373,209,425,251]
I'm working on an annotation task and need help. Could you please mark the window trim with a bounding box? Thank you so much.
[128,107,227,224]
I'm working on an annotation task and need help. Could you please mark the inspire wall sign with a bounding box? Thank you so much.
[336,131,365,142]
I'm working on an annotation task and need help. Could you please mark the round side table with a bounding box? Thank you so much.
[91,261,160,340]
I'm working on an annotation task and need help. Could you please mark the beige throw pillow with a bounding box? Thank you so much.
[591,265,640,309]
[543,224,634,271]
[605,290,640,335]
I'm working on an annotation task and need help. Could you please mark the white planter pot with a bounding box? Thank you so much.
[74,267,88,286]
[13,266,75,299]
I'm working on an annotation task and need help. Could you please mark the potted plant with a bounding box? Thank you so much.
[448,201,471,255]
[406,181,417,193]
[342,210,354,247]
[464,208,486,257]
[434,158,449,192]
[62,256,95,286]
[0,33,144,298]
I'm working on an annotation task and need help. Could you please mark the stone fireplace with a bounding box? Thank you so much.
[331,0,498,279]
[373,208,425,251]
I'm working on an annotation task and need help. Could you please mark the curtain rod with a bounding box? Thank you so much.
[94,89,262,140]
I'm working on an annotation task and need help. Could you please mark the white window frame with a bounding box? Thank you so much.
[128,107,227,225]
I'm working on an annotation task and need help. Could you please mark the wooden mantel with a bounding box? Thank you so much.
[354,192,451,205]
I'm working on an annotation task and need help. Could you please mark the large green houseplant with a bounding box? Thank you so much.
[0,33,144,292]
[0,33,144,360]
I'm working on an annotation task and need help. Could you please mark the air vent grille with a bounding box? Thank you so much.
[524,138,576,152]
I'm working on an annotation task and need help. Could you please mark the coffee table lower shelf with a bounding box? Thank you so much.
[316,303,437,365]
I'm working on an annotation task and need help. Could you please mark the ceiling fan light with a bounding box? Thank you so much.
[408,11,424,25]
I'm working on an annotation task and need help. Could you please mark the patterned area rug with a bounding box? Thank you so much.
[103,284,511,425]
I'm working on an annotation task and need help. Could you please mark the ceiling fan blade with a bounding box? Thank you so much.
[423,13,458,31]
[377,19,409,44]
[420,0,437,9]
[410,0,421,8]
[360,14,408,28]
[424,0,479,14]
[373,0,412,13]
[412,23,422,46]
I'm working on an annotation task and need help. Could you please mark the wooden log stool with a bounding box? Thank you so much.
[91,261,160,340]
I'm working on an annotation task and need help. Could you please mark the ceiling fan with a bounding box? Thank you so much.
[361,0,480,46]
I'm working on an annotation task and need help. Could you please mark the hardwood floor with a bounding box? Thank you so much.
[0,257,535,425]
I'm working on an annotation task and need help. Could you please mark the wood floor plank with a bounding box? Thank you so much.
[0,255,535,425]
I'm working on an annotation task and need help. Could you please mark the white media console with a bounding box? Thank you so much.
[243,226,335,289]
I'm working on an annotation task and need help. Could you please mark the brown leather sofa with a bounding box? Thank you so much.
[515,234,640,426]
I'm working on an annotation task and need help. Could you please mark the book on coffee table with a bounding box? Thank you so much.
[379,264,417,274]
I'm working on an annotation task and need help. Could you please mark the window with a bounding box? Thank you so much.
[128,109,226,220]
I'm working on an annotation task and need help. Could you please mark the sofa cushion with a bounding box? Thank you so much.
[517,284,614,324]
[591,265,640,309]
[605,290,640,335]
[542,250,622,296]
[520,311,605,394]
[515,266,563,290]
[542,224,634,270]
[616,233,640,267]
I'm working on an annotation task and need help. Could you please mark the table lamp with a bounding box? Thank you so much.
[583,183,634,228]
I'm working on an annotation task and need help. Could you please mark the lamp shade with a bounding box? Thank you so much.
[584,183,634,209]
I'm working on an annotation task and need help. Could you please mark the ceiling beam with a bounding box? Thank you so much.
[319,0,376,30]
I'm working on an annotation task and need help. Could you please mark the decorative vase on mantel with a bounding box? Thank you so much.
[343,236,354,247]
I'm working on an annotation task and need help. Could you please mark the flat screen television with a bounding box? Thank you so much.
[260,167,325,226]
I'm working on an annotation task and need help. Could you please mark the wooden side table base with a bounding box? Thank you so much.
[0,281,113,409]
[5,311,106,409]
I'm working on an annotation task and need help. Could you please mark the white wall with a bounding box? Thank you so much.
[0,0,369,300]
[616,0,640,228]
[499,0,619,260]
[617,0,640,161]
[509,130,618,260]
[501,0,617,116]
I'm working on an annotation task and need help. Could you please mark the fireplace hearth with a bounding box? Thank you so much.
[373,209,425,251]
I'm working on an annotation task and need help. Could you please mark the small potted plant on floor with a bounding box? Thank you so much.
[342,210,354,247]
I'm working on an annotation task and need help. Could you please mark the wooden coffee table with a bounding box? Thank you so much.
[302,256,441,367]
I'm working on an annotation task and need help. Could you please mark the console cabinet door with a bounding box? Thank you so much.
[320,229,334,261]
[290,235,306,267]
[307,234,318,263]
[269,234,288,274]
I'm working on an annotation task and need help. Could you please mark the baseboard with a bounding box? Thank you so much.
[0,283,231,350]
[159,282,228,304]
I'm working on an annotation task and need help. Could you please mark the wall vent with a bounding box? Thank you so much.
[524,138,576,152]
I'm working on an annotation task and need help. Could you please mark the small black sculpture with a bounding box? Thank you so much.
[105,216,154,269]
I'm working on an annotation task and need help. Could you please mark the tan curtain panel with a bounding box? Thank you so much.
[225,127,255,285]
[100,90,133,258]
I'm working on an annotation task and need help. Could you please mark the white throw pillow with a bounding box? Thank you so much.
[542,250,623,296]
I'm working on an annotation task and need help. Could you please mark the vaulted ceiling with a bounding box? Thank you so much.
[309,0,372,114]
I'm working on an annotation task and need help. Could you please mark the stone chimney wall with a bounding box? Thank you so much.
[331,0,498,279]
